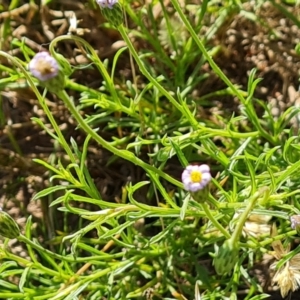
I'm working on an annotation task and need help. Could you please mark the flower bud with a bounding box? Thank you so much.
[0,209,20,239]
[213,239,239,275]
[96,0,124,27]
[190,187,209,203]
[42,71,65,94]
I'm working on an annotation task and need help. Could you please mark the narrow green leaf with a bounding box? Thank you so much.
[32,186,68,201]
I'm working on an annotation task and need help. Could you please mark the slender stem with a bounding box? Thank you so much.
[17,234,76,262]
[41,91,77,163]
[201,203,230,239]
[117,25,199,129]
[6,127,23,156]
[49,35,139,119]
[246,230,297,249]
[170,0,246,105]
[17,234,122,263]
[170,1,278,145]
[230,188,267,245]
[0,51,82,183]
[57,90,182,190]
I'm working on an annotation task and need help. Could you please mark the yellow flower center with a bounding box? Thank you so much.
[190,170,202,183]
[38,61,56,75]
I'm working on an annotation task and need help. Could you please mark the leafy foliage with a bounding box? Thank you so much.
[0,0,300,299]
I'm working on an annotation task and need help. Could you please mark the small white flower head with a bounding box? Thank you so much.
[96,0,118,9]
[28,52,59,81]
[181,164,211,192]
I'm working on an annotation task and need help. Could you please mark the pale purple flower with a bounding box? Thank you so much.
[28,52,59,81]
[181,164,211,192]
[96,0,118,9]
[290,215,300,231]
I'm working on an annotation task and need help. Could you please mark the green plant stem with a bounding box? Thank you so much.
[0,51,85,186]
[245,230,297,249]
[171,1,277,145]
[49,35,139,119]
[230,188,267,245]
[17,234,76,262]
[6,127,23,156]
[117,25,199,129]
[201,203,230,239]
[39,90,78,165]
[170,0,245,105]
[17,234,128,263]
[0,293,26,298]
[49,257,137,299]
[57,89,182,192]
[0,54,73,161]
